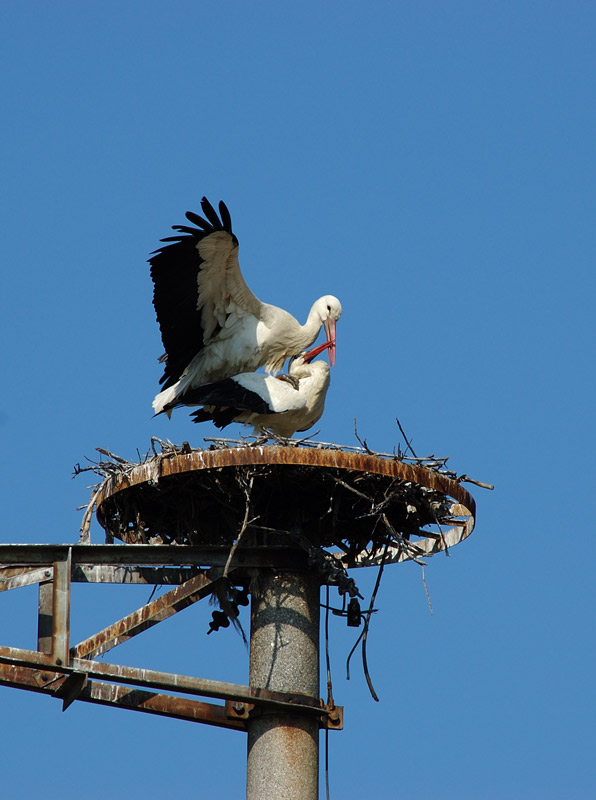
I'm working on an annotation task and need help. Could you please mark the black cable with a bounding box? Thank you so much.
[325,584,332,800]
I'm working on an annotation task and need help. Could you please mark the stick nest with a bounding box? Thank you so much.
[76,436,487,569]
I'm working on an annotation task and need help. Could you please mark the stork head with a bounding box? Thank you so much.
[314,295,342,366]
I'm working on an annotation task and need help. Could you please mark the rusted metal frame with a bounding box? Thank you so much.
[0,657,343,730]
[0,567,52,592]
[1,564,203,589]
[72,565,201,585]
[229,697,343,730]
[0,544,305,570]
[52,549,71,667]
[0,644,328,716]
[78,681,248,729]
[342,513,475,568]
[93,446,477,519]
[36,550,72,661]
[0,662,245,729]
[0,662,88,710]
[70,570,224,660]
[56,671,88,710]
[0,662,67,693]
[38,580,53,654]
[78,688,342,730]
[64,655,327,717]
[1,564,208,591]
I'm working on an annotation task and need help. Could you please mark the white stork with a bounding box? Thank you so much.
[150,198,342,415]
[165,340,334,437]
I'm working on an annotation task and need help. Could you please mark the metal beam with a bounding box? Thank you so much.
[0,567,53,592]
[55,671,87,710]
[0,663,246,730]
[72,565,202,585]
[71,570,223,660]
[37,580,53,654]
[52,550,71,666]
[0,539,343,737]
[0,661,340,732]
[0,544,307,570]
[0,564,207,589]
[76,681,248,729]
[0,645,328,716]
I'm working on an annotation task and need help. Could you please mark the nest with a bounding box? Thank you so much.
[77,437,485,570]
[75,436,491,698]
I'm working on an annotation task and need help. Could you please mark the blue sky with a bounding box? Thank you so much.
[1,2,595,797]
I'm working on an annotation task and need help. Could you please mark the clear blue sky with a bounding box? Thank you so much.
[1,2,595,798]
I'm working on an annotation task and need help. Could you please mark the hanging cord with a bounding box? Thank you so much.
[345,542,389,701]
[324,584,333,800]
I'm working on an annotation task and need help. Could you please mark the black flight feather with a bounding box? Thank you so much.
[170,225,203,235]
[218,201,232,232]
[149,198,236,390]
[191,407,238,430]
[172,378,273,416]
[200,197,224,229]
[184,211,212,230]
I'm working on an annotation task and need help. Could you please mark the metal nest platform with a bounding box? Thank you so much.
[0,438,487,741]
[85,439,479,569]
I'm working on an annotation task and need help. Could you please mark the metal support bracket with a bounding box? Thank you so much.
[0,544,343,733]
[55,671,88,711]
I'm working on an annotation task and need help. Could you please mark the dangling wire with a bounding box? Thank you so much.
[346,628,365,681]
[325,585,333,704]
[361,549,387,701]
[146,581,160,604]
[345,542,389,701]
[325,584,333,800]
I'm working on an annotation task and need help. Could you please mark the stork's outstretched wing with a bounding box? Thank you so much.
[149,197,262,389]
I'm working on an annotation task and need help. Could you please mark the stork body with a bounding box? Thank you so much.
[170,341,333,437]
[150,198,342,415]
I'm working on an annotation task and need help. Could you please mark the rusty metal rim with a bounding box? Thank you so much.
[95,445,475,516]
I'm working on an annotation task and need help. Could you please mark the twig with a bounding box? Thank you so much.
[421,565,433,615]
[458,474,494,490]
[395,418,418,458]
[329,475,372,503]
[353,419,374,454]
[223,474,256,579]
[380,513,427,565]
[96,447,131,464]
[78,487,101,543]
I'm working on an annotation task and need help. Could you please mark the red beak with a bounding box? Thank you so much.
[323,317,337,366]
[303,340,333,364]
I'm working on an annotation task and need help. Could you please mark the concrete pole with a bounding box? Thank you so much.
[246,571,320,800]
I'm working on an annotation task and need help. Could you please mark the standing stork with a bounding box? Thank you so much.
[167,341,334,437]
[150,198,342,415]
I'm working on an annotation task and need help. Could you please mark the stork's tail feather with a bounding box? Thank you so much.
[152,385,178,416]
